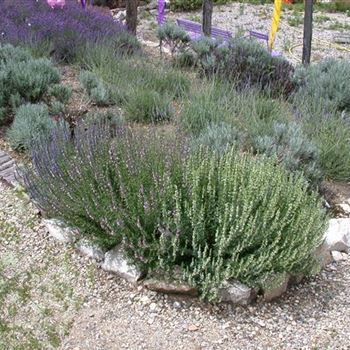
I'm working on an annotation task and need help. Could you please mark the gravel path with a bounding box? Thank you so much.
[1,181,350,349]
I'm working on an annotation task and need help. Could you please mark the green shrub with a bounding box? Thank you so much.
[48,84,72,104]
[0,44,67,124]
[192,122,244,152]
[0,50,60,110]
[293,58,350,112]
[6,58,60,102]
[153,70,191,98]
[192,38,295,96]
[157,22,190,57]
[125,89,173,123]
[50,101,66,115]
[24,123,327,300]
[312,117,350,182]
[0,44,31,66]
[179,82,234,134]
[253,122,322,186]
[79,70,113,106]
[6,104,57,150]
[172,149,326,299]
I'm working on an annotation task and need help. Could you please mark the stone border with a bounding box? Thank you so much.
[1,149,349,305]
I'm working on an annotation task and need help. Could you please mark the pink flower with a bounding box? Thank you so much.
[47,0,65,8]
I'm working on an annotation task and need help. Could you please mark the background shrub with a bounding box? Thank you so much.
[293,58,350,112]
[192,38,295,96]
[192,122,244,153]
[253,122,322,186]
[125,90,173,123]
[24,120,327,300]
[0,44,69,124]
[48,84,72,104]
[157,22,190,57]
[6,58,60,102]
[6,103,57,150]
[79,70,113,106]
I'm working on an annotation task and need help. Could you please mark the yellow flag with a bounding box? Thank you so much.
[269,0,282,50]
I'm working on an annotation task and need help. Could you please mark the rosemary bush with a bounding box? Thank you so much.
[24,120,326,300]
[169,149,326,299]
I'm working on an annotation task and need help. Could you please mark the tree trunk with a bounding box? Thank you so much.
[202,0,213,37]
[302,0,313,65]
[126,0,138,35]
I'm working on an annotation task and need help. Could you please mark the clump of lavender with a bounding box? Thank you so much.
[0,0,139,62]
[23,118,188,250]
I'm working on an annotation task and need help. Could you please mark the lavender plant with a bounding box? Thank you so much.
[23,119,187,248]
[0,0,139,62]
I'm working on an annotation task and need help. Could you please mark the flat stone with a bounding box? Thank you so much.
[324,218,350,253]
[331,251,348,262]
[143,278,198,296]
[43,218,79,244]
[102,246,143,283]
[262,273,290,302]
[218,280,256,305]
[76,239,106,262]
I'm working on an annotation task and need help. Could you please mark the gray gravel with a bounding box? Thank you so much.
[1,180,350,349]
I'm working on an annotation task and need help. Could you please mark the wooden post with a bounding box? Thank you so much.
[302,0,313,65]
[126,0,138,35]
[202,0,213,37]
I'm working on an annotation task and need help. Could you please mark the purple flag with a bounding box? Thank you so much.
[158,0,166,25]
[81,0,86,9]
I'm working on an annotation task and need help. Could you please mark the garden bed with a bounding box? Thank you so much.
[1,0,350,307]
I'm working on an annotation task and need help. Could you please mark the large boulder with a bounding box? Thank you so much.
[102,246,143,283]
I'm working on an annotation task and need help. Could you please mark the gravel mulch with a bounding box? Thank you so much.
[1,180,350,349]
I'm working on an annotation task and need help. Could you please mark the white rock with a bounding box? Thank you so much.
[331,251,348,262]
[324,218,350,253]
[218,280,256,305]
[102,246,143,283]
[76,239,105,262]
[42,218,78,243]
